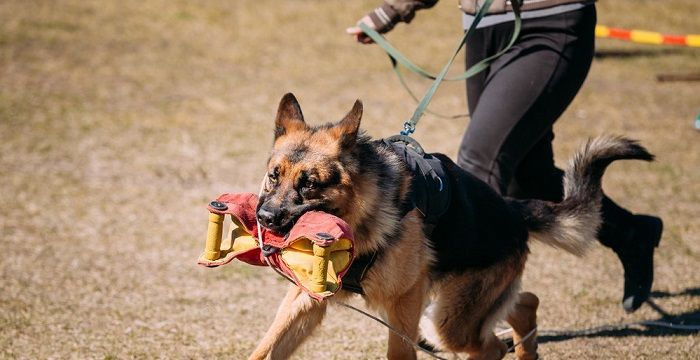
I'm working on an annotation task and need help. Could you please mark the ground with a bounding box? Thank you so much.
[0,0,698,359]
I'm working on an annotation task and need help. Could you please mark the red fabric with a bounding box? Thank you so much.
[288,211,353,247]
[197,250,266,267]
[209,193,259,233]
[210,193,287,246]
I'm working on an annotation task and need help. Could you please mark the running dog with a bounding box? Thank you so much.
[248,93,653,360]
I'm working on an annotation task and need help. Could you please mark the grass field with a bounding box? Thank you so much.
[1,0,699,358]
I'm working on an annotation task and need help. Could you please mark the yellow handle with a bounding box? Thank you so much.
[310,244,331,293]
[204,212,225,261]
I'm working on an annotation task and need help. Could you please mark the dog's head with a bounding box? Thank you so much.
[256,93,363,233]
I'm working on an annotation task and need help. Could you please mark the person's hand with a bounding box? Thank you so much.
[347,5,401,45]
[346,15,377,44]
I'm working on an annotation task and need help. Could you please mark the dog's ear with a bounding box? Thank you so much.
[331,99,363,149]
[275,93,307,139]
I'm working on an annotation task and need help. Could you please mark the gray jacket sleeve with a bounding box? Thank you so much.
[385,0,439,23]
[366,0,438,33]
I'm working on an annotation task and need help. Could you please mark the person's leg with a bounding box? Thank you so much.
[459,6,661,312]
[506,131,563,201]
[458,7,596,194]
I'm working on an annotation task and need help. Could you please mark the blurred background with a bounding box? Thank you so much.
[1,0,698,358]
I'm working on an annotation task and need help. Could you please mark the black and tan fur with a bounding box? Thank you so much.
[250,93,653,360]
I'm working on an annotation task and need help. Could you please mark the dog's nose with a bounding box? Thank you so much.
[257,208,276,228]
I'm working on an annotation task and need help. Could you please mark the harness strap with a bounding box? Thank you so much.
[359,0,523,128]
[384,137,451,227]
[341,251,378,295]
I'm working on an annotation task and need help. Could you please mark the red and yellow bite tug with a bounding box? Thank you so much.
[197,193,355,300]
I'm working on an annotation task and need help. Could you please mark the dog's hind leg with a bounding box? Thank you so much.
[506,292,539,360]
[248,285,327,360]
[430,276,511,360]
[435,301,509,360]
[431,255,527,359]
[466,334,509,360]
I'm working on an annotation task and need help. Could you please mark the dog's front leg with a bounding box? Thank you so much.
[384,281,426,360]
[248,284,327,360]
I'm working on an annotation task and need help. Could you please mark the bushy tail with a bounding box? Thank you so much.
[521,136,654,255]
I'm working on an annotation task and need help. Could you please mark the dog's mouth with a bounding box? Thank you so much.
[258,205,342,235]
[257,208,307,234]
[261,219,295,234]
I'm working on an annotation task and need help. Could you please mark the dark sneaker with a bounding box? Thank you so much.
[615,215,663,313]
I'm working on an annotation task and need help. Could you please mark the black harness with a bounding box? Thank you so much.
[342,136,451,294]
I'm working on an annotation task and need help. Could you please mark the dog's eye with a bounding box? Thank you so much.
[304,179,316,189]
[268,171,278,184]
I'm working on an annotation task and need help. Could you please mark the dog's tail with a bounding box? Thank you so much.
[517,136,654,255]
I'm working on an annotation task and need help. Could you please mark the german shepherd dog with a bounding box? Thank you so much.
[249,93,653,360]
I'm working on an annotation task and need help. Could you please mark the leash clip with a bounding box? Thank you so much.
[400,121,416,136]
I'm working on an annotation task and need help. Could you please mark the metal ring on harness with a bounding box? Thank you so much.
[401,121,416,136]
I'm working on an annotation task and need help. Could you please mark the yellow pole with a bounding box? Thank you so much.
[310,244,331,293]
[204,212,225,261]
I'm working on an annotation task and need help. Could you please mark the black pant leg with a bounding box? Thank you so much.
[458,7,596,194]
[506,130,564,201]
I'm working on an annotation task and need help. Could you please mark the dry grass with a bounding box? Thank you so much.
[1,0,698,358]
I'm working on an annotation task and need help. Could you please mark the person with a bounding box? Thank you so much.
[347,0,663,313]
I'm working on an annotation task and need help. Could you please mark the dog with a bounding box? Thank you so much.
[248,93,653,360]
